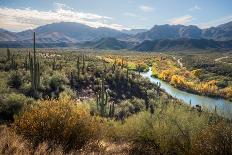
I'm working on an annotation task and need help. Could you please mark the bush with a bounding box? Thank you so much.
[129,137,160,155]
[14,98,103,151]
[59,87,76,99]
[108,102,212,154]
[49,75,63,91]
[191,122,232,155]
[0,93,32,121]
[115,98,145,120]
[7,71,22,89]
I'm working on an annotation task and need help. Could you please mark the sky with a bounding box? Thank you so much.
[0,0,232,32]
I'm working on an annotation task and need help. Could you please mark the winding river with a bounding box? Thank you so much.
[141,67,232,119]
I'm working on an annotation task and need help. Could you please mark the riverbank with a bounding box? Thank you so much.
[151,55,232,102]
[141,67,232,119]
[151,74,232,101]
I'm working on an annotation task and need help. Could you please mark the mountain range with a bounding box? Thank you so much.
[0,21,232,51]
[133,22,232,42]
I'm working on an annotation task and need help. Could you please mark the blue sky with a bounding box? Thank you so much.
[0,0,232,31]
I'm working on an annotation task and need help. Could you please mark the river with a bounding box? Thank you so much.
[141,67,232,119]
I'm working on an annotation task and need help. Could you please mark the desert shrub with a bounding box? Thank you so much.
[49,75,64,91]
[115,98,146,120]
[59,87,76,99]
[14,98,103,151]
[129,137,160,155]
[0,93,32,121]
[115,100,134,119]
[39,72,69,98]
[108,102,212,155]
[191,122,232,155]
[7,71,22,89]
[0,72,10,94]
[130,98,146,113]
[0,125,31,155]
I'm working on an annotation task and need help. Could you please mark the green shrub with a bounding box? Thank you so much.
[7,71,22,89]
[59,87,76,99]
[49,72,68,90]
[114,98,145,120]
[0,93,32,121]
[108,102,212,154]
[14,98,103,151]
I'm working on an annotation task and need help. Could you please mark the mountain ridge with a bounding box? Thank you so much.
[1,37,232,51]
[1,21,232,43]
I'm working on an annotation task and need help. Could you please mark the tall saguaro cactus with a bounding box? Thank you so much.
[7,47,11,61]
[82,54,85,74]
[112,59,117,73]
[109,102,115,117]
[10,54,17,70]
[29,32,40,98]
[52,58,56,70]
[24,54,28,70]
[96,75,109,116]
[77,56,80,81]
[126,67,129,89]
[121,58,124,69]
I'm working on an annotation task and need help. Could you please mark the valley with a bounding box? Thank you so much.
[0,44,232,154]
[1,1,232,154]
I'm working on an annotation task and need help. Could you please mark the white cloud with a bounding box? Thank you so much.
[168,15,193,25]
[139,5,154,12]
[188,5,201,11]
[199,15,232,28]
[0,3,128,31]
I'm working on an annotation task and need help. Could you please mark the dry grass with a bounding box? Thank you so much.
[0,125,130,155]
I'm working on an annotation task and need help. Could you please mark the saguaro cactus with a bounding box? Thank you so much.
[7,47,11,61]
[126,67,129,90]
[126,67,129,82]
[29,32,40,98]
[109,102,115,117]
[24,55,28,70]
[82,54,85,74]
[121,58,124,69]
[112,59,116,73]
[97,75,109,116]
[52,58,56,70]
[70,71,75,88]
[77,56,80,81]
[10,54,17,70]
[138,64,141,75]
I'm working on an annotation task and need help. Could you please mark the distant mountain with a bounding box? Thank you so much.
[202,21,232,41]
[132,25,202,42]
[0,22,129,43]
[80,37,134,50]
[1,38,232,51]
[133,38,232,51]
[1,21,232,50]
[121,29,147,35]
[0,29,17,41]
[132,22,232,42]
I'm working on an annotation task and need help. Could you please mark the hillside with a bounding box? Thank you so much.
[80,38,135,50]
[132,21,232,42]
[133,39,232,51]
[1,22,129,43]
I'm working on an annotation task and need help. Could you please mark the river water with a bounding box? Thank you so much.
[141,67,232,119]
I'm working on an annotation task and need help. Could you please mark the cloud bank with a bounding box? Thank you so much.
[0,3,127,31]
